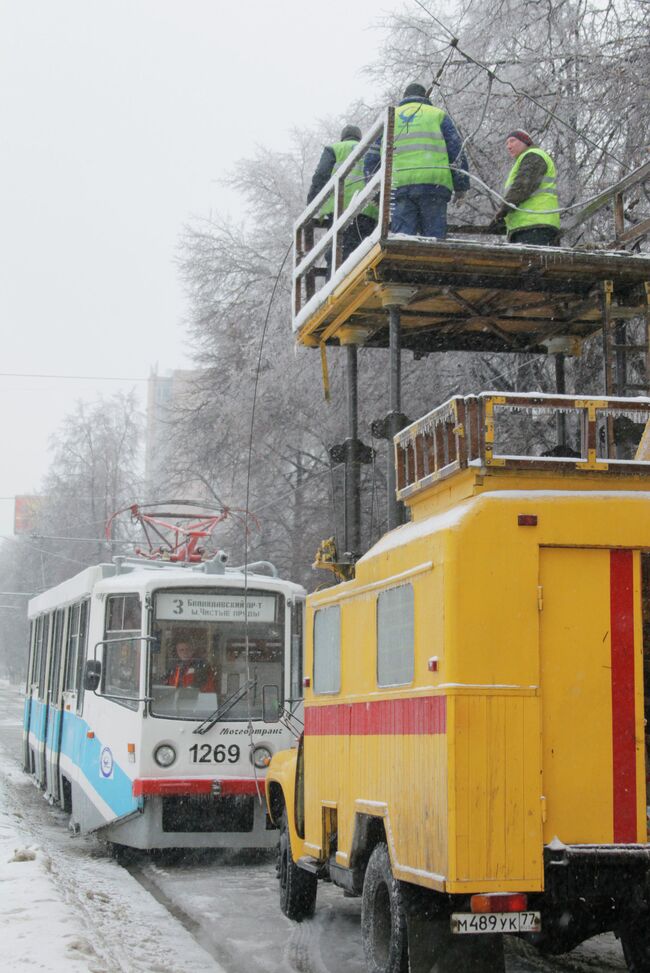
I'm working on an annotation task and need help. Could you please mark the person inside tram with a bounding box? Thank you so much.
[166,637,218,693]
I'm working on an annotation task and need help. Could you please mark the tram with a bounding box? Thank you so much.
[267,393,650,973]
[23,506,305,851]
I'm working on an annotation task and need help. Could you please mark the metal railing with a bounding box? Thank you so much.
[293,115,650,334]
[394,392,650,501]
[293,109,393,328]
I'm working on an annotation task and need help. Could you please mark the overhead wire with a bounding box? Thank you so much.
[242,239,294,803]
[410,0,631,171]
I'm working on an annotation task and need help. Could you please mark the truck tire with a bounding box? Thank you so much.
[279,811,317,921]
[622,922,650,973]
[361,842,408,973]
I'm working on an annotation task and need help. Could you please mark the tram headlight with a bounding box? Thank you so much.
[251,744,273,769]
[154,744,177,768]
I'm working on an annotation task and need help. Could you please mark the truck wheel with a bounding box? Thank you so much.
[279,811,317,921]
[361,843,408,973]
[622,921,650,973]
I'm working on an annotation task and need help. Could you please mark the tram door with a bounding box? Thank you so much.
[32,614,52,784]
[539,548,645,846]
[44,608,66,803]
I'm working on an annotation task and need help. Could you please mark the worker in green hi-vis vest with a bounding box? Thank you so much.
[307,124,378,274]
[489,129,561,246]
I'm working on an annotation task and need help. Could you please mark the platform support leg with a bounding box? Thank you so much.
[344,344,361,554]
[387,303,404,531]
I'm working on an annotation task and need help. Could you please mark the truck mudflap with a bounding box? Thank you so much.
[405,913,505,973]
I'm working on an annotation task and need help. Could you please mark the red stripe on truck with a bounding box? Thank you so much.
[305,695,446,736]
[610,549,638,843]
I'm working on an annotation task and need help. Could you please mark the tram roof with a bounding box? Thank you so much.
[28,561,305,617]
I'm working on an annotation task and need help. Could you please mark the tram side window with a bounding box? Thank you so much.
[377,584,414,687]
[313,606,341,694]
[26,621,35,692]
[103,594,142,710]
[64,602,88,693]
[37,615,51,699]
[49,609,66,703]
[75,601,89,713]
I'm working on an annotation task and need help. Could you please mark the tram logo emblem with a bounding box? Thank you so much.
[100,746,114,780]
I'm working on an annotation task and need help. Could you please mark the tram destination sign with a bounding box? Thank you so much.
[156,592,276,623]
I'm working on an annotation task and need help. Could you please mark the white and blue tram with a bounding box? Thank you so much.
[23,556,305,850]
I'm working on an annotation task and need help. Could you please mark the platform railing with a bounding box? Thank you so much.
[293,109,393,328]
[395,392,650,501]
[293,117,650,337]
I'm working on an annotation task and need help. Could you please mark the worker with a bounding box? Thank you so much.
[489,130,560,245]
[365,82,469,239]
[166,639,217,692]
[307,124,378,268]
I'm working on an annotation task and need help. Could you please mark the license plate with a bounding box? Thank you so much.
[450,912,541,934]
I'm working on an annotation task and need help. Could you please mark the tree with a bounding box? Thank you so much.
[0,391,142,680]
[174,0,649,582]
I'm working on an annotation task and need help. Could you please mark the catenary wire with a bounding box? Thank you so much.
[241,239,294,803]
[410,0,630,171]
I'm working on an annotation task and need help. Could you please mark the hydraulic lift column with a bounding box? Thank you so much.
[372,286,415,531]
[329,328,373,558]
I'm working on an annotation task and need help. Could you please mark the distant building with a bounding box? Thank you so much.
[144,368,206,499]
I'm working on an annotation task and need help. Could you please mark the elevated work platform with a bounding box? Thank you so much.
[295,235,650,355]
[294,109,650,357]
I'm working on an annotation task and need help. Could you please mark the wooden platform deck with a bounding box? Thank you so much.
[294,235,650,356]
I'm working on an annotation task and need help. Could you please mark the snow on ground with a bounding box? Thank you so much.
[0,681,629,972]
[0,682,224,973]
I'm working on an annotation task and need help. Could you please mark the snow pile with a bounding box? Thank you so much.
[0,811,106,972]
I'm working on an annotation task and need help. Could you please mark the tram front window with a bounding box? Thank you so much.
[149,589,285,721]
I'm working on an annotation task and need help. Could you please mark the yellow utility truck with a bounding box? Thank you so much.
[267,392,650,973]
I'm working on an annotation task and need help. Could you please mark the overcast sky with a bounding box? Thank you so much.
[0,0,390,536]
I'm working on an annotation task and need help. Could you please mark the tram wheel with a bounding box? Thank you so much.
[361,843,408,973]
[278,811,317,921]
[622,921,650,973]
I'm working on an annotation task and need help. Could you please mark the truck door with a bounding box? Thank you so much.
[539,548,645,845]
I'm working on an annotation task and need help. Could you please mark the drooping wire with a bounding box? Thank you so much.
[410,0,630,171]
[242,239,294,803]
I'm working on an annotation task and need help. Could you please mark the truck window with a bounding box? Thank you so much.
[377,584,414,687]
[313,606,340,694]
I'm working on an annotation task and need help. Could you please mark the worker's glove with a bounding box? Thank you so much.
[453,191,467,204]
[487,208,507,232]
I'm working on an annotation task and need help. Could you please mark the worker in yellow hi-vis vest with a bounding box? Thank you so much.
[490,129,560,246]
[307,124,378,273]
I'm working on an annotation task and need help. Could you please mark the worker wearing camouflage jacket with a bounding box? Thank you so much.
[364,82,469,239]
[490,130,560,245]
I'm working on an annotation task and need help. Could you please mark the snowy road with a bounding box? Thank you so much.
[0,683,629,972]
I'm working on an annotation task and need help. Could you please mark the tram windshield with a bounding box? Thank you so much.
[149,588,285,721]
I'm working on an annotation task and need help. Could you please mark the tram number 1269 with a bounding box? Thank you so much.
[189,743,240,764]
